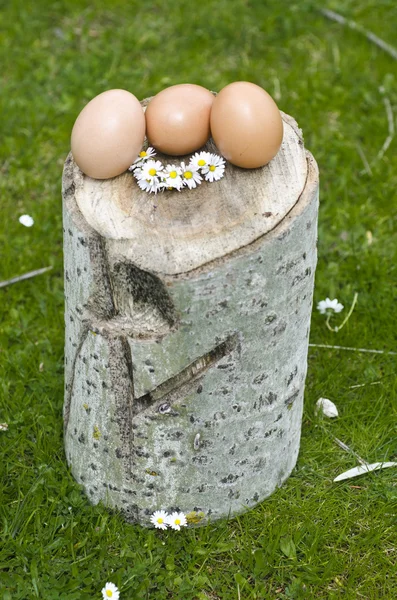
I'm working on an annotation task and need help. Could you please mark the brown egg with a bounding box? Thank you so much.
[210,82,283,168]
[146,84,214,155]
[71,89,145,179]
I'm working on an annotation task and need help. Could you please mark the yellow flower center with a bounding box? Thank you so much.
[149,168,157,176]
[106,592,113,598]
[198,159,206,166]
[157,518,163,524]
[169,171,177,178]
[175,519,181,525]
[209,165,216,172]
[184,171,193,179]
[139,151,147,157]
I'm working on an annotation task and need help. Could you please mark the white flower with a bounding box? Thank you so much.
[135,159,165,194]
[132,166,142,178]
[129,147,157,171]
[315,397,338,418]
[0,423,8,432]
[19,214,34,227]
[140,160,164,183]
[137,177,163,194]
[150,510,168,530]
[190,151,212,171]
[202,154,226,182]
[180,162,202,189]
[137,147,156,161]
[317,298,344,315]
[163,164,183,190]
[101,582,120,599]
[166,511,187,531]
[131,151,225,194]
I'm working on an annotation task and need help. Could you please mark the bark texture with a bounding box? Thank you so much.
[63,109,319,525]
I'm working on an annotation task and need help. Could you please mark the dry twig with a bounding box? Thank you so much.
[0,266,53,289]
[309,343,396,356]
[375,88,395,163]
[318,8,397,61]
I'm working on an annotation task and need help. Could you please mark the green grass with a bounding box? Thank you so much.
[1,0,397,597]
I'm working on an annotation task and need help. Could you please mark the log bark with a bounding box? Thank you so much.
[62,108,319,525]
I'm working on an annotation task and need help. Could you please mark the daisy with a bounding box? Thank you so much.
[163,164,183,190]
[150,510,169,530]
[180,162,202,189]
[189,151,212,171]
[317,298,344,315]
[137,177,163,194]
[318,292,358,333]
[202,154,226,182]
[137,147,156,161]
[140,160,164,183]
[132,166,142,178]
[166,511,187,531]
[101,582,120,599]
[128,147,156,171]
[19,214,34,227]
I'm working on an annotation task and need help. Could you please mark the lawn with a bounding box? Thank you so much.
[1,0,397,598]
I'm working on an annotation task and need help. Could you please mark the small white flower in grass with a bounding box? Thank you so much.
[150,510,169,530]
[19,214,34,227]
[163,164,183,190]
[315,397,338,418]
[140,160,164,183]
[317,293,358,333]
[317,298,344,315]
[181,162,202,189]
[101,582,120,599]
[202,154,226,182]
[166,511,187,531]
[190,151,212,171]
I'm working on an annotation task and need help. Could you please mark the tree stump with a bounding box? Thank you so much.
[62,107,319,526]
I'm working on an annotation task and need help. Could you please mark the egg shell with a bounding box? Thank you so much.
[145,84,214,156]
[71,89,145,179]
[210,82,283,169]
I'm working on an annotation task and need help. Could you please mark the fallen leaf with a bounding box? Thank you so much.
[279,535,296,559]
[334,462,397,482]
[316,397,338,418]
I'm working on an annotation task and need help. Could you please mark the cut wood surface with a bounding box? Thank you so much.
[71,108,307,274]
[63,106,319,526]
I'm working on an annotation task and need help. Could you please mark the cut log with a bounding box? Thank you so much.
[62,107,319,526]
